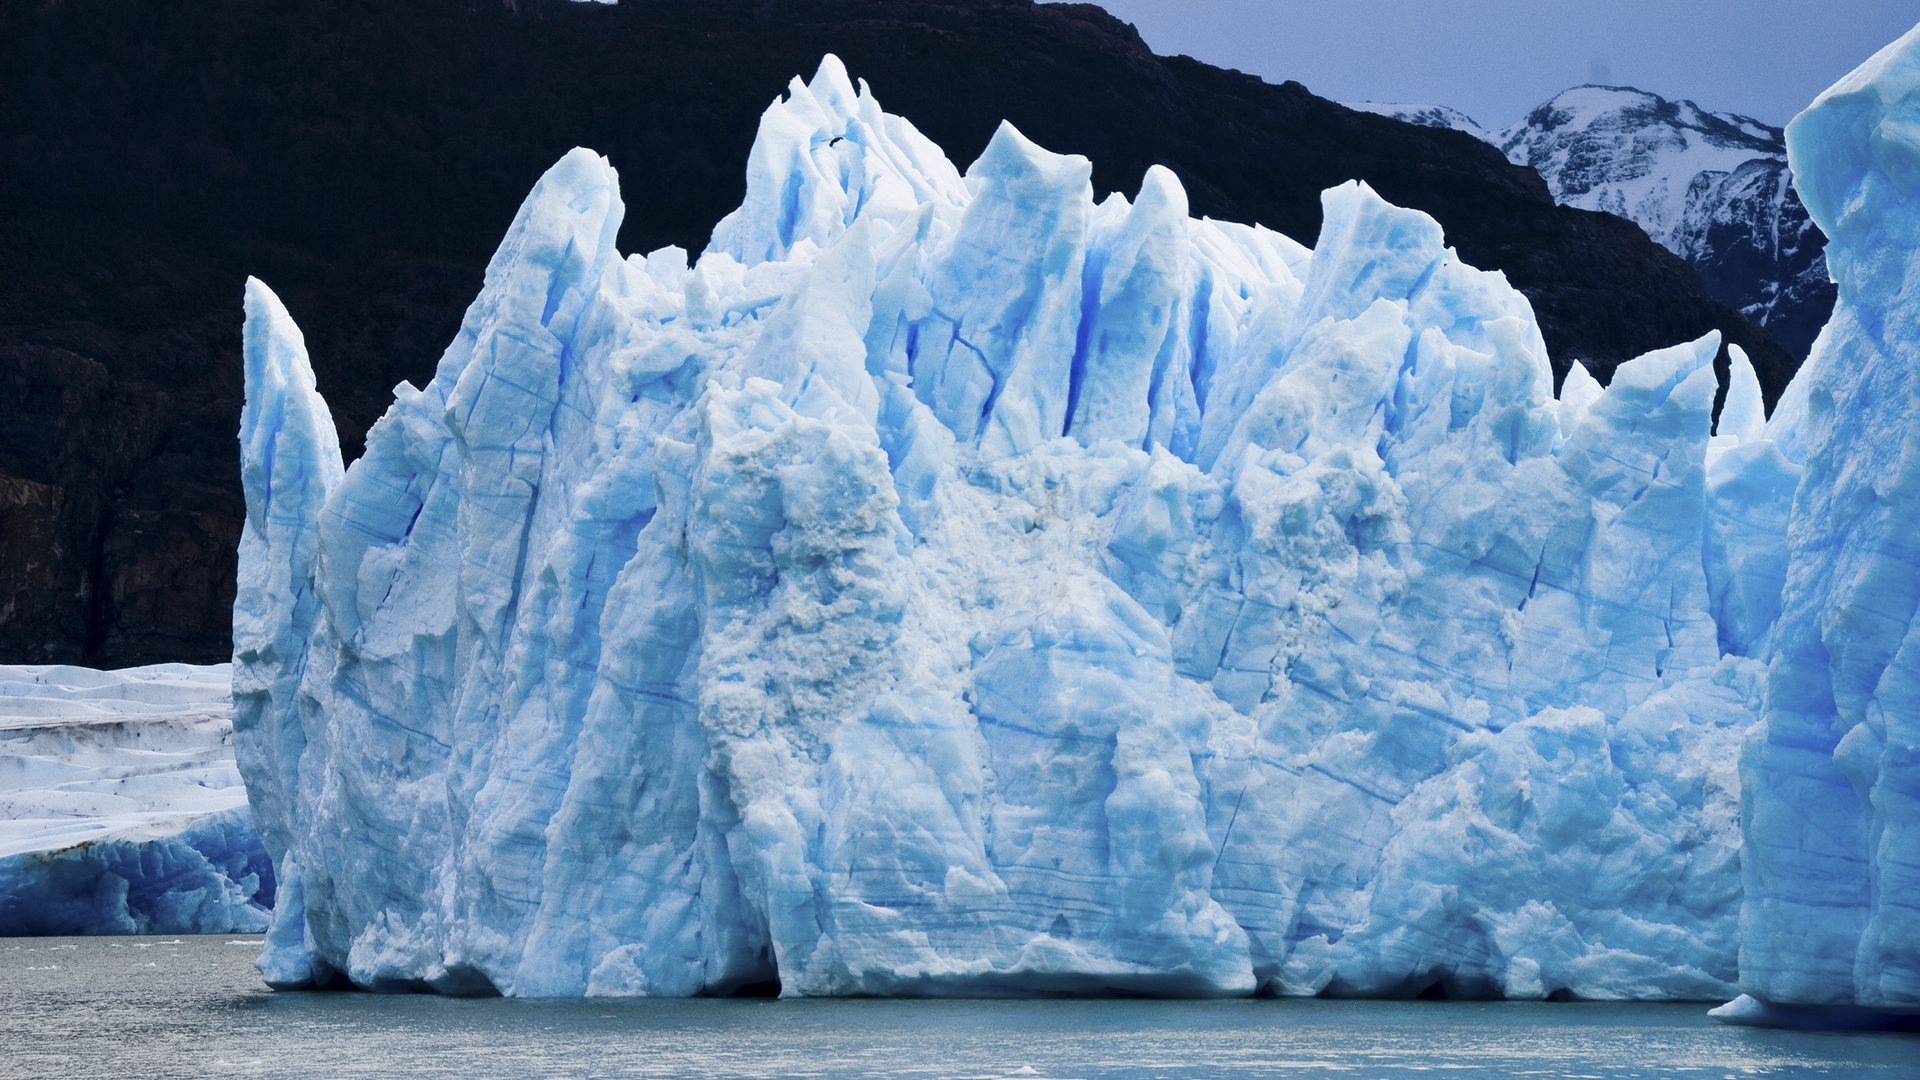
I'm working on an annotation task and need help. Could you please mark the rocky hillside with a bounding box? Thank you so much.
[0,0,1795,665]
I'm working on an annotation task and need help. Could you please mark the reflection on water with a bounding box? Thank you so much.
[1,936,1912,1079]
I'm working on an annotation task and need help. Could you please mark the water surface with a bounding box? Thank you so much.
[2,936,1911,1079]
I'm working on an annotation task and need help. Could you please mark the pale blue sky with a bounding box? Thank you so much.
[1088,1,1919,129]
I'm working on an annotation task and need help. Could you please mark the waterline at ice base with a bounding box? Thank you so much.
[233,29,1918,1015]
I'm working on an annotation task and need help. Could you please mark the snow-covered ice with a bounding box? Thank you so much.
[0,663,272,934]
[231,38,1912,1005]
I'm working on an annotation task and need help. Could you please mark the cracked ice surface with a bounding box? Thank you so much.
[1736,23,1920,1010]
[235,56,1815,999]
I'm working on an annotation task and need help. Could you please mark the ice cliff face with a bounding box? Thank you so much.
[1734,24,1920,1011]
[234,51,1891,1001]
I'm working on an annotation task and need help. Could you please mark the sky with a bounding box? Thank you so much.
[1088,1,1920,130]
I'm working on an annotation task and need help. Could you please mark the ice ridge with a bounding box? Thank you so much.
[235,55,1840,1000]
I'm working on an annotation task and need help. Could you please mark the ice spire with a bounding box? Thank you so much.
[232,276,344,988]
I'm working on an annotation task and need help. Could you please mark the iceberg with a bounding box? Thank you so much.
[0,663,272,935]
[231,48,1901,1002]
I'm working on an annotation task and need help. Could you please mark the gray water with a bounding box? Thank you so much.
[1,937,1913,1079]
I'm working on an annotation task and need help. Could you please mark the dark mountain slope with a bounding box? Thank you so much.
[0,0,1796,664]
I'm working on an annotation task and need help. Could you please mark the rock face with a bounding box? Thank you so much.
[237,59,1800,1000]
[1500,87,1834,359]
[0,0,1793,667]
[0,327,244,668]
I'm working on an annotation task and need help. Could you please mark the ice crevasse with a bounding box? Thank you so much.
[233,43,1904,1003]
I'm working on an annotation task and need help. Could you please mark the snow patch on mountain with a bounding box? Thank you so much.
[1343,101,1492,143]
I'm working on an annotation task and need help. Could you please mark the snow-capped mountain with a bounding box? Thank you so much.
[1501,87,1781,249]
[1354,87,1834,356]
[1502,87,1832,356]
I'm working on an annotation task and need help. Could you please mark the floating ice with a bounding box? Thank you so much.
[234,55,1860,1000]
[0,663,272,934]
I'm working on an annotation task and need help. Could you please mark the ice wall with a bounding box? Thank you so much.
[236,57,1797,999]
[1735,24,1920,1009]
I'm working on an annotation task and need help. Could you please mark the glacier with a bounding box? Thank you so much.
[232,39,1908,1006]
[0,663,272,935]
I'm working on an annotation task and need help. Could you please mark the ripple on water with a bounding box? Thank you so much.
[0,936,1913,1079]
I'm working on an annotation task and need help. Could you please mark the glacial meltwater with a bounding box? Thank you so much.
[1,937,1912,1079]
